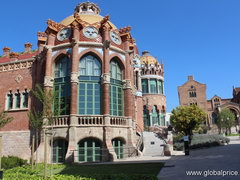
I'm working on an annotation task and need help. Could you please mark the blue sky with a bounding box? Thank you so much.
[0,0,240,112]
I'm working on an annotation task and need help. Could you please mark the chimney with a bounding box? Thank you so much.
[3,47,11,57]
[24,42,32,53]
[9,52,19,59]
[188,75,193,81]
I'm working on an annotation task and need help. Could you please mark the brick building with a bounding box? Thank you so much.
[0,2,167,162]
[178,76,240,129]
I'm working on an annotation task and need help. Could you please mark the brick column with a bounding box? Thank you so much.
[102,26,110,115]
[123,39,134,118]
[66,26,79,162]
[44,34,55,88]
[70,27,79,116]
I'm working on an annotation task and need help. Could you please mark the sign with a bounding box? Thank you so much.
[183,136,189,142]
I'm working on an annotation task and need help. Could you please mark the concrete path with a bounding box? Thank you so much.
[158,136,240,180]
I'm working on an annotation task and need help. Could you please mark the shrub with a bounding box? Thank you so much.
[173,134,230,150]
[2,156,27,169]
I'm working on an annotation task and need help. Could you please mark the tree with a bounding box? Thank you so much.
[0,106,13,169]
[0,108,13,128]
[170,105,206,142]
[216,108,235,135]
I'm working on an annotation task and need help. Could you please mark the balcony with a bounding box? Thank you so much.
[46,115,131,128]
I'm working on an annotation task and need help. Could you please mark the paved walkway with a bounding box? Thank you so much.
[158,136,240,180]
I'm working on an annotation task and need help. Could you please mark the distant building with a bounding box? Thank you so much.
[178,76,240,128]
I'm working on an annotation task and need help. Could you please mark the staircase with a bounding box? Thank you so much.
[142,131,166,156]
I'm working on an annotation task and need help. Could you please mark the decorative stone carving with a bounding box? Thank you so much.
[44,76,54,87]
[123,79,131,89]
[101,73,110,84]
[71,72,79,83]
[132,54,141,68]
[47,19,66,32]
[135,91,142,97]
[15,74,23,83]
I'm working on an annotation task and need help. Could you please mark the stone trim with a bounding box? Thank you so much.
[141,74,164,80]
[44,76,54,87]
[71,72,79,83]
[123,79,131,89]
[101,73,110,84]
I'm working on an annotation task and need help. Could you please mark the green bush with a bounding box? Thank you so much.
[173,134,230,150]
[4,165,157,180]
[2,156,27,169]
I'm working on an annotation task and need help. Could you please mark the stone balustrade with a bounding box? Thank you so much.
[52,116,70,127]
[46,115,131,128]
[110,116,127,126]
[77,115,104,126]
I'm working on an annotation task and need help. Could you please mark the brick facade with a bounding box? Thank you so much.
[0,2,167,162]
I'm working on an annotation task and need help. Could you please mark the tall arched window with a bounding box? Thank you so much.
[152,105,159,125]
[78,54,101,115]
[112,138,124,159]
[143,105,150,127]
[142,79,148,94]
[110,59,123,116]
[150,79,157,93]
[54,56,71,115]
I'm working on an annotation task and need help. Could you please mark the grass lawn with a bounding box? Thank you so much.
[227,134,240,136]
[4,162,164,180]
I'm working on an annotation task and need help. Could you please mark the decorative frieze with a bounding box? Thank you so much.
[44,76,54,87]
[0,59,34,73]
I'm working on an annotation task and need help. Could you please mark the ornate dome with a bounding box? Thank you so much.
[60,2,117,29]
[140,51,158,64]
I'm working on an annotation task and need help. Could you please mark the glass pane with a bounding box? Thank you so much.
[150,79,157,93]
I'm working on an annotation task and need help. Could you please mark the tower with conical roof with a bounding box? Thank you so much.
[140,51,166,128]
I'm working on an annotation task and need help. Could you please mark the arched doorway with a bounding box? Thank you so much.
[52,138,68,163]
[112,138,125,159]
[78,138,101,162]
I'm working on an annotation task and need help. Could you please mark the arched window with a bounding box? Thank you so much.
[110,59,123,116]
[112,138,125,159]
[143,105,150,127]
[54,56,71,115]
[7,90,13,110]
[78,138,101,162]
[52,139,68,163]
[160,109,166,126]
[78,54,101,115]
[142,79,148,94]
[15,90,21,109]
[158,80,164,94]
[79,55,101,76]
[152,106,159,125]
